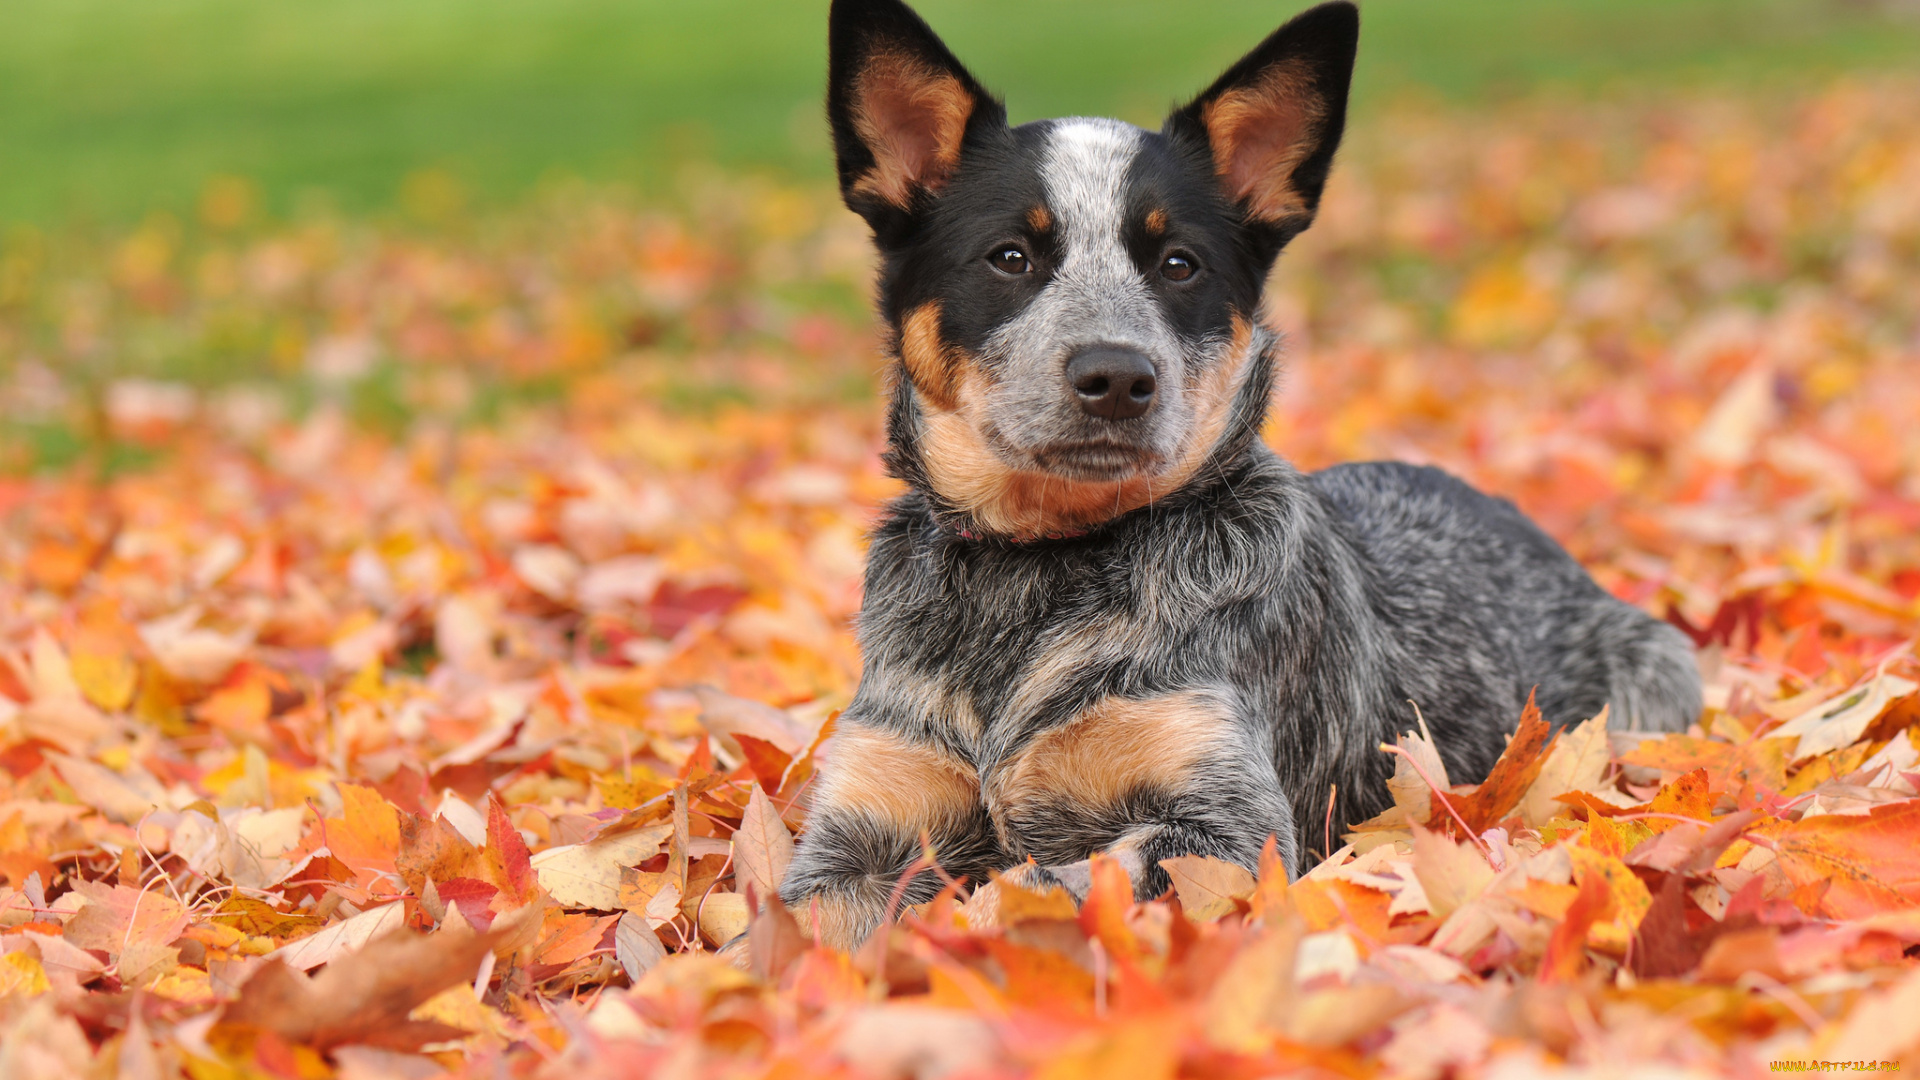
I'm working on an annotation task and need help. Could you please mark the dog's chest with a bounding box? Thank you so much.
[861,573,1240,861]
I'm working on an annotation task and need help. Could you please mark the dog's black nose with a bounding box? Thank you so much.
[1066,347,1157,420]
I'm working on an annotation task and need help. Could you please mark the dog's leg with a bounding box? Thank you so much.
[992,689,1298,903]
[778,720,1000,950]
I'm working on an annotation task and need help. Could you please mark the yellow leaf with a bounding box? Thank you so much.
[410,982,508,1042]
[1204,926,1299,1052]
[0,951,51,999]
[1033,1014,1182,1080]
[994,873,1079,925]
[148,966,215,1005]
[695,891,751,946]
[1411,828,1495,920]
[1159,854,1255,921]
[531,822,672,911]
[1566,846,1653,953]
[70,646,138,713]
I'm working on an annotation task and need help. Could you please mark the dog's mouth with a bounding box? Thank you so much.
[1025,439,1165,481]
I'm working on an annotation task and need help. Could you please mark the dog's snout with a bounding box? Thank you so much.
[1066,347,1157,420]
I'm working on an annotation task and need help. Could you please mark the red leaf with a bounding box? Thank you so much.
[486,797,536,903]
[734,733,794,796]
[1540,868,1608,982]
[1775,800,1920,918]
[437,877,501,929]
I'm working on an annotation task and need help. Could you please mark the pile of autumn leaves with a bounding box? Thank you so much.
[3,80,1920,1077]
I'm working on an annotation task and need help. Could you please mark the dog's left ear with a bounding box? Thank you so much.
[828,0,1001,228]
[1167,1,1358,244]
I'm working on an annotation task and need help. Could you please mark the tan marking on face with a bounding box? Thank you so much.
[1144,207,1168,235]
[850,52,976,208]
[900,301,964,412]
[1200,60,1323,225]
[1026,205,1053,233]
[919,313,1260,538]
[813,722,980,838]
[990,690,1234,814]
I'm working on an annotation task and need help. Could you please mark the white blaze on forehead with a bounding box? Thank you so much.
[1011,117,1175,361]
[1041,118,1142,271]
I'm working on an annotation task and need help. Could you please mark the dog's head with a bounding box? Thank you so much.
[828,0,1358,539]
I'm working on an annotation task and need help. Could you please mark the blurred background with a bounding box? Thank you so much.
[5,0,1920,223]
[3,0,1920,222]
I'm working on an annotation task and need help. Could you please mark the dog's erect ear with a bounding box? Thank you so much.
[1167,2,1358,242]
[828,0,1000,222]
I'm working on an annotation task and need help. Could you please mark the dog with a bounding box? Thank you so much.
[778,0,1702,950]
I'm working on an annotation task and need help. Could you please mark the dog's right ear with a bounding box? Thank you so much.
[828,0,1001,230]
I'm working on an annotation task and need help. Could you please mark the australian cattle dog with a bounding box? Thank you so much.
[779,0,1702,949]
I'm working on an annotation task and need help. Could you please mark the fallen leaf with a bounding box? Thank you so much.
[694,685,807,754]
[731,783,794,905]
[1411,828,1495,920]
[221,922,511,1051]
[1518,706,1610,827]
[1160,854,1255,921]
[1452,691,1557,834]
[614,911,667,983]
[62,882,189,959]
[271,902,407,972]
[531,822,672,910]
[1769,673,1918,760]
[1775,799,1920,918]
[696,891,751,946]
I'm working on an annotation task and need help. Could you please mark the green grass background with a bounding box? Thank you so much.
[4,0,1919,226]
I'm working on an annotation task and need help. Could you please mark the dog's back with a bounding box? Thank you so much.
[1311,461,1701,782]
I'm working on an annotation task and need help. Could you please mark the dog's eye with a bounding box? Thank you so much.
[1160,252,1197,283]
[989,247,1031,275]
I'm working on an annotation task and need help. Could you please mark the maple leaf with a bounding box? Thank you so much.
[1518,706,1611,826]
[1411,828,1494,921]
[483,796,538,905]
[313,783,402,890]
[530,822,671,911]
[271,902,407,972]
[732,734,794,796]
[396,811,483,897]
[1450,690,1557,835]
[1775,799,1920,918]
